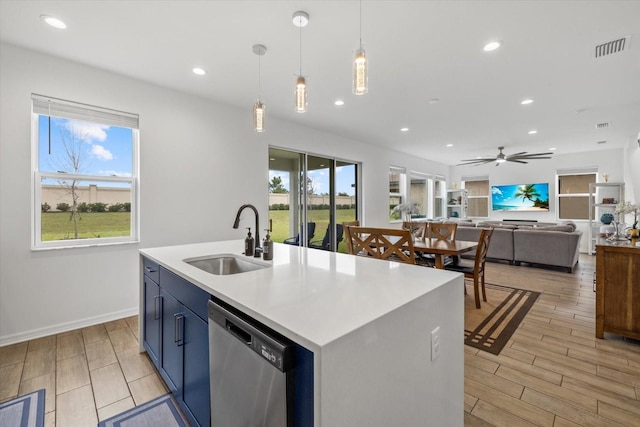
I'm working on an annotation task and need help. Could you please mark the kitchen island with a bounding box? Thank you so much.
[140,240,464,427]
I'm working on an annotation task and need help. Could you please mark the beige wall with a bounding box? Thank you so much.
[268,193,356,206]
[42,184,131,211]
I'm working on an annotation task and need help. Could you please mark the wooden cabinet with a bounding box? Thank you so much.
[595,242,640,340]
[141,256,211,427]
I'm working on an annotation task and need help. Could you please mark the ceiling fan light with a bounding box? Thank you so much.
[496,158,506,163]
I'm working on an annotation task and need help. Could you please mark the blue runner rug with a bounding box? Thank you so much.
[98,394,189,427]
[0,389,45,427]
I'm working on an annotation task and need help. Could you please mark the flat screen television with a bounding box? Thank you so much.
[491,183,550,212]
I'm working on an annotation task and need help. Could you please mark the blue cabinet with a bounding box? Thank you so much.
[141,256,211,427]
[143,275,161,366]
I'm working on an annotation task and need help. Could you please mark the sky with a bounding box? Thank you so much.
[38,116,133,177]
[269,164,356,196]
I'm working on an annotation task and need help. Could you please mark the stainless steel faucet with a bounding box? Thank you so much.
[233,204,261,257]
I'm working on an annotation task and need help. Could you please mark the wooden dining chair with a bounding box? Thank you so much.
[403,222,427,240]
[347,227,416,264]
[427,222,457,240]
[342,221,360,255]
[445,228,494,308]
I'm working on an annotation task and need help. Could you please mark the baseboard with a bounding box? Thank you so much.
[0,307,138,347]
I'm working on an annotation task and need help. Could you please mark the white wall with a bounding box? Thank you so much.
[623,136,640,204]
[450,148,626,253]
[0,43,448,345]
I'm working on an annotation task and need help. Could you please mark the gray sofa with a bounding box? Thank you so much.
[450,220,582,273]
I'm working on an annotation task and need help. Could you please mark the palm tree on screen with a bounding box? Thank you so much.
[514,184,540,203]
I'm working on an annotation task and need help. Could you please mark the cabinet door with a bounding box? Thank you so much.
[143,275,161,367]
[161,289,184,396]
[182,308,210,427]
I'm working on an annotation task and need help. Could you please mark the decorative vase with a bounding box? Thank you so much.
[606,222,628,242]
[600,213,614,225]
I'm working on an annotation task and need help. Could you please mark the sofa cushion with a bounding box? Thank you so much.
[536,225,575,232]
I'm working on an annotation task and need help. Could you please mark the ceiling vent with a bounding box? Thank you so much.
[595,122,610,129]
[594,35,630,58]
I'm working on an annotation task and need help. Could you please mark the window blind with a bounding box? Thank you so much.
[32,94,139,129]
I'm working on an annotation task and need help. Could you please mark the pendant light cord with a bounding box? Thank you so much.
[359,0,362,48]
[299,23,303,76]
[258,53,262,100]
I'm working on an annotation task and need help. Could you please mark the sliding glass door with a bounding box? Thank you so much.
[268,148,358,253]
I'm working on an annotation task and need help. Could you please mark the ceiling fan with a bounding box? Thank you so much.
[458,146,553,166]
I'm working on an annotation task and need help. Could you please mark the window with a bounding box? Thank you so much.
[409,172,429,219]
[463,177,490,217]
[557,169,597,220]
[389,167,406,221]
[32,94,139,249]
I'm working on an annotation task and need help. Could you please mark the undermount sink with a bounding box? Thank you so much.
[184,254,271,275]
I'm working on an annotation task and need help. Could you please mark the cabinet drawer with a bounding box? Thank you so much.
[160,267,210,321]
[142,256,160,283]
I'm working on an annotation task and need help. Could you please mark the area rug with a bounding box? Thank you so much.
[465,283,540,355]
[98,394,189,427]
[0,389,45,427]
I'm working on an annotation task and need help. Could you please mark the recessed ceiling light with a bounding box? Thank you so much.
[40,15,66,29]
[192,67,206,76]
[446,144,453,147]
[528,130,538,135]
[334,99,344,106]
[400,127,409,132]
[521,99,534,105]
[483,41,501,52]
[549,147,557,151]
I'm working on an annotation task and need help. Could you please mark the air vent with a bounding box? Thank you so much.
[597,140,607,145]
[594,35,630,58]
[595,122,610,129]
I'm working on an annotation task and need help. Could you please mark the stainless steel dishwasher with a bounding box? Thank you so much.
[208,299,294,427]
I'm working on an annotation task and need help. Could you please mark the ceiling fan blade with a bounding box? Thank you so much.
[509,153,553,159]
[506,159,528,164]
[507,152,527,157]
[456,159,493,166]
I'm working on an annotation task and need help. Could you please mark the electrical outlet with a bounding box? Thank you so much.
[431,326,440,361]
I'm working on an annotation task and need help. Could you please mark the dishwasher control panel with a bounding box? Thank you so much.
[254,339,283,370]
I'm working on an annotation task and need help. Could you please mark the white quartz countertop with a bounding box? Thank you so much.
[140,240,461,351]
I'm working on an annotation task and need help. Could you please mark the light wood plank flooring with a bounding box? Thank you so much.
[0,316,167,426]
[1,254,639,426]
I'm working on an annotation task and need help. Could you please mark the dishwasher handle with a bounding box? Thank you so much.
[226,320,252,346]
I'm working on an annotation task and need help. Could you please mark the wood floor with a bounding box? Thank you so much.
[1,254,639,426]
[0,316,167,426]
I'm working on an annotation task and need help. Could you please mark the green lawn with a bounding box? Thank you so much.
[269,209,356,253]
[41,212,130,241]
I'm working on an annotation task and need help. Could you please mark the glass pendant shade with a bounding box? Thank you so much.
[254,101,265,132]
[353,47,368,95]
[295,76,307,113]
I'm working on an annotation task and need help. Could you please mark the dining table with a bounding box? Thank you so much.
[412,238,478,269]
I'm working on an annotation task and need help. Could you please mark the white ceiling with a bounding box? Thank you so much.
[2,1,639,166]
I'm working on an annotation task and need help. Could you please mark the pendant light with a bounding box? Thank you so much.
[252,44,267,132]
[293,11,309,113]
[353,0,368,95]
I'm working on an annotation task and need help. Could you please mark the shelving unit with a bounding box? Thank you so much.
[588,182,624,255]
[446,189,468,219]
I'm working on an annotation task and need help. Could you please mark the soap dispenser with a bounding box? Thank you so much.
[262,229,273,260]
[244,227,254,256]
